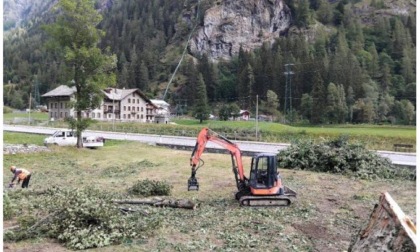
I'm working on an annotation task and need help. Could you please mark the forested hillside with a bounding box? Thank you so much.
[3,0,416,124]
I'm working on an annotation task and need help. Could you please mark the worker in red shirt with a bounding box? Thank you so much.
[9,166,32,188]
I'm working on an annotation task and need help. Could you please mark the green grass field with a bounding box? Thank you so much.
[3,136,416,251]
[3,111,49,121]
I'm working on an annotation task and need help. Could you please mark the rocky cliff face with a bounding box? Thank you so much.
[3,0,113,31]
[188,0,291,61]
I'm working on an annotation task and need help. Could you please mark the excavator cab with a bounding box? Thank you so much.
[249,153,278,190]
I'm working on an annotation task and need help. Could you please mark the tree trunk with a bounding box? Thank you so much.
[348,192,416,251]
[76,110,83,148]
[113,198,197,210]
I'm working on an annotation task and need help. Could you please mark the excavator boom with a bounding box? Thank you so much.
[188,128,246,191]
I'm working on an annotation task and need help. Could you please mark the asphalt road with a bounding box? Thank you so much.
[3,124,416,167]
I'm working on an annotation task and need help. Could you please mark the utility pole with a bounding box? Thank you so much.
[284,63,294,119]
[112,88,115,131]
[33,75,40,107]
[28,93,32,125]
[256,94,258,140]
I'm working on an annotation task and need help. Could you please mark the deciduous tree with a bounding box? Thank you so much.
[44,0,116,148]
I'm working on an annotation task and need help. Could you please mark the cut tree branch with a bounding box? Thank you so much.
[113,198,197,210]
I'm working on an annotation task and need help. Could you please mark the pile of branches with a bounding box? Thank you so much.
[128,179,172,197]
[4,187,159,250]
[278,136,415,181]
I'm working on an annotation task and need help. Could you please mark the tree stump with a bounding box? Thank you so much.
[348,192,416,251]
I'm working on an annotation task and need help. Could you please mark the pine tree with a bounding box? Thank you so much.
[184,58,198,106]
[391,18,409,59]
[400,48,415,84]
[337,84,348,123]
[198,54,218,102]
[379,64,392,94]
[128,46,138,88]
[296,0,311,28]
[245,64,255,109]
[348,19,364,53]
[367,43,380,78]
[326,82,339,123]
[138,60,149,90]
[300,93,313,120]
[377,93,390,122]
[238,63,254,109]
[193,73,210,123]
[310,72,325,124]
[316,0,333,24]
[373,17,392,52]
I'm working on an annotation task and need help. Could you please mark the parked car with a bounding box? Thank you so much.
[44,130,104,148]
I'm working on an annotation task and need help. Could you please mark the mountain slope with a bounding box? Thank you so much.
[3,0,416,125]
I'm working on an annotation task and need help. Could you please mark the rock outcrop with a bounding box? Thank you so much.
[189,0,291,61]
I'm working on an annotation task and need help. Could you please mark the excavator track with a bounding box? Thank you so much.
[239,195,292,207]
[239,186,297,207]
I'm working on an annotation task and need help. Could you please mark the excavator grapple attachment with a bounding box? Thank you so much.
[188,177,199,191]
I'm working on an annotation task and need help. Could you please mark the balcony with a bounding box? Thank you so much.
[104,109,120,114]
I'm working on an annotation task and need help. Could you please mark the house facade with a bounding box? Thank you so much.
[150,99,170,124]
[41,85,76,120]
[102,88,157,122]
[42,85,158,123]
[239,110,250,121]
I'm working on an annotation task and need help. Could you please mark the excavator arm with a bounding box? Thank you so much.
[188,128,247,191]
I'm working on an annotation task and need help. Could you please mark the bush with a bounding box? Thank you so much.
[128,179,172,197]
[3,106,13,114]
[278,136,415,180]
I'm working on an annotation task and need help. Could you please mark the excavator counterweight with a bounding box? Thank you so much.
[188,128,297,207]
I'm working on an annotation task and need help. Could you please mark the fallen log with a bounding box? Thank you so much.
[348,192,416,251]
[113,198,197,210]
[3,225,20,232]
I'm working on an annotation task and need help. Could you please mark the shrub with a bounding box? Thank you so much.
[128,179,172,197]
[3,106,13,114]
[278,136,415,181]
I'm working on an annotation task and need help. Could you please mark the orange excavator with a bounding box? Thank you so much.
[188,128,296,207]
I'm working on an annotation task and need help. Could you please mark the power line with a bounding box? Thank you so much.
[162,0,201,101]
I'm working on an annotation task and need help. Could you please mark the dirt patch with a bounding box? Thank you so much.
[292,222,337,251]
[4,240,70,252]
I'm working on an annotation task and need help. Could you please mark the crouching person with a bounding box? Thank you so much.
[9,166,32,188]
